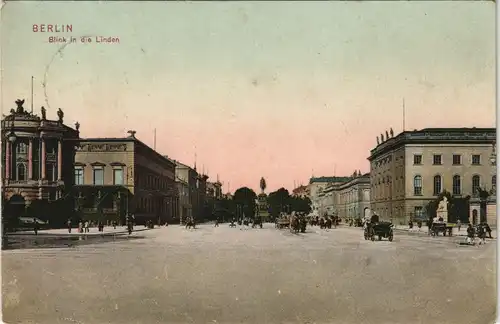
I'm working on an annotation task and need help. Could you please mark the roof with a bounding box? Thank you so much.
[309,176,352,184]
[368,127,496,161]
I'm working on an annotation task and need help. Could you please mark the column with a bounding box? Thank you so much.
[41,138,46,180]
[57,139,62,180]
[28,138,33,179]
[5,141,11,180]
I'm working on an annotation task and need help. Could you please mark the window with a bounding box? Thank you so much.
[413,175,422,195]
[413,155,422,165]
[16,142,28,154]
[472,175,481,195]
[93,167,104,185]
[46,163,56,181]
[433,175,442,195]
[113,168,124,185]
[414,206,423,219]
[452,175,461,195]
[472,155,481,165]
[452,154,461,165]
[433,155,442,165]
[493,175,497,190]
[16,163,27,181]
[75,167,84,185]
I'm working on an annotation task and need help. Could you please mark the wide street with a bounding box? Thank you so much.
[2,224,496,324]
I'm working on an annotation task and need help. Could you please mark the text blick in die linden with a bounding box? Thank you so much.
[33,24,120,44]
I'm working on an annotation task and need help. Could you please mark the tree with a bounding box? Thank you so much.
[267,188,291,217]
[290,196,312,214]
[233,187,257,219]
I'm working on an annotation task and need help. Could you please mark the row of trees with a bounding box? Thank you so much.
[211,187,312,221]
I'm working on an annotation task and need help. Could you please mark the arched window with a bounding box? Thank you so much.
[492,175,497,190]
[16,163,27,181]
[433,175,442,196]
[413,175,422,195]
[452,175,461,195]
[472,175,481,195]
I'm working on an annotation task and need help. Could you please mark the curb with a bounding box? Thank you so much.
[6,228,154,237]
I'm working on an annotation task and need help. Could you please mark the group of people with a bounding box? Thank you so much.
[466,222,492,245]
[67,219,106,234]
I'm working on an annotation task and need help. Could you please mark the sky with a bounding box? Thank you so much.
[1,1,496,193]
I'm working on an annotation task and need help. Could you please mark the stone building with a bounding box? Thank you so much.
[316,172,370,220]
[308,176,351,214]
[74,131,177,225]
[292,185,308,198]
[170,160,199,223]
[1,100,79,208]
[368,127,496,225]
[206,177,223,200]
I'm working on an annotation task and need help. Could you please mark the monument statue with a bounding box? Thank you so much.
[381,133,385,142]
[57,108,64,123]
[390,128,394,137]
[41,106,47,120]
[435,196,449,223]
[376,136,380,145]
[75,121,80,131]
[260,177,267,194]
[15,99,25,114]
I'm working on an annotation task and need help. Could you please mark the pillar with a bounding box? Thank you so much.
[41,138,46,180]
[5,141,11,180]
[57,139,62,180]
[28,138,33,179]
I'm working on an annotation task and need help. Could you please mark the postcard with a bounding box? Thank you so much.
[1,1,497,324]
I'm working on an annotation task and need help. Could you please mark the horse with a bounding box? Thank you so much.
[290,215,300,234]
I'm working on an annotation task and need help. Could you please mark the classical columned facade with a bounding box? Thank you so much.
[2,100,79,204]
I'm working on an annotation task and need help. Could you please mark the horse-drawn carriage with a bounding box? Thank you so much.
[364,221,394,241]
[364,215,394,242]
[252,217,263,229]
[430,223,453,236]
[275,218,290,230]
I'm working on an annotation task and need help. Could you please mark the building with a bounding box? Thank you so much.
[206,178,223,200]
[171,160,199,223]
[74,131,177,225]
[368,127,496,225]
[308,176,352,213]
[2,100,79,214]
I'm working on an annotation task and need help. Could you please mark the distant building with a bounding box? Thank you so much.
[1,100,79,208]
[308,176,352,213]
[368,127,496,225]
[206,179,223,200]
[74,132,177,225]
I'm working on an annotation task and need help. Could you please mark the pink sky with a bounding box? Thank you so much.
[2,2,496,193]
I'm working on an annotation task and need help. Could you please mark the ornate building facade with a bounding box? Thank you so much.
[316,172,370,220]
[1,100,79,205]
[74,132,177,225]
[368,127,496,225]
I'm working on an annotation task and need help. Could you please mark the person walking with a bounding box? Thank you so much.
[78,221,83,234]
[67,219,72,233]
[33,218,38,235]
[477,224,486,245]
[457,219,461,232]
[84,220,90,233]
[466,223,475,245]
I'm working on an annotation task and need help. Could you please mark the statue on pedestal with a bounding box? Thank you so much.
[390,128,394,137]
[260,177,267,194]
[435,196,449,223]
[57,108,64,123]
[381,133,385,142]
[385,130,389,140]
[376,136,380,145]
[41,106,47,120]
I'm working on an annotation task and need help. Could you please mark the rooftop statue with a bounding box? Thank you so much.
[15,99,25,114]
[41,106,47,120]
[381,133,385,142]
[57,108,64,123]
[390,128,394,137]
[376,136,380,145]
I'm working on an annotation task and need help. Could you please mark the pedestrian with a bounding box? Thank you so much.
[485,223,492,238]
[408,219,414,231]
[214,218,219,227]
[457,219,461,232]
[67,219,72,233]
[466,223,475,245]
[84,220,90,233]
[417,220,422,232]
[477,224,486,245]
[113,221,116,229]
[33,218,38,235]
[78,221,83,233]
